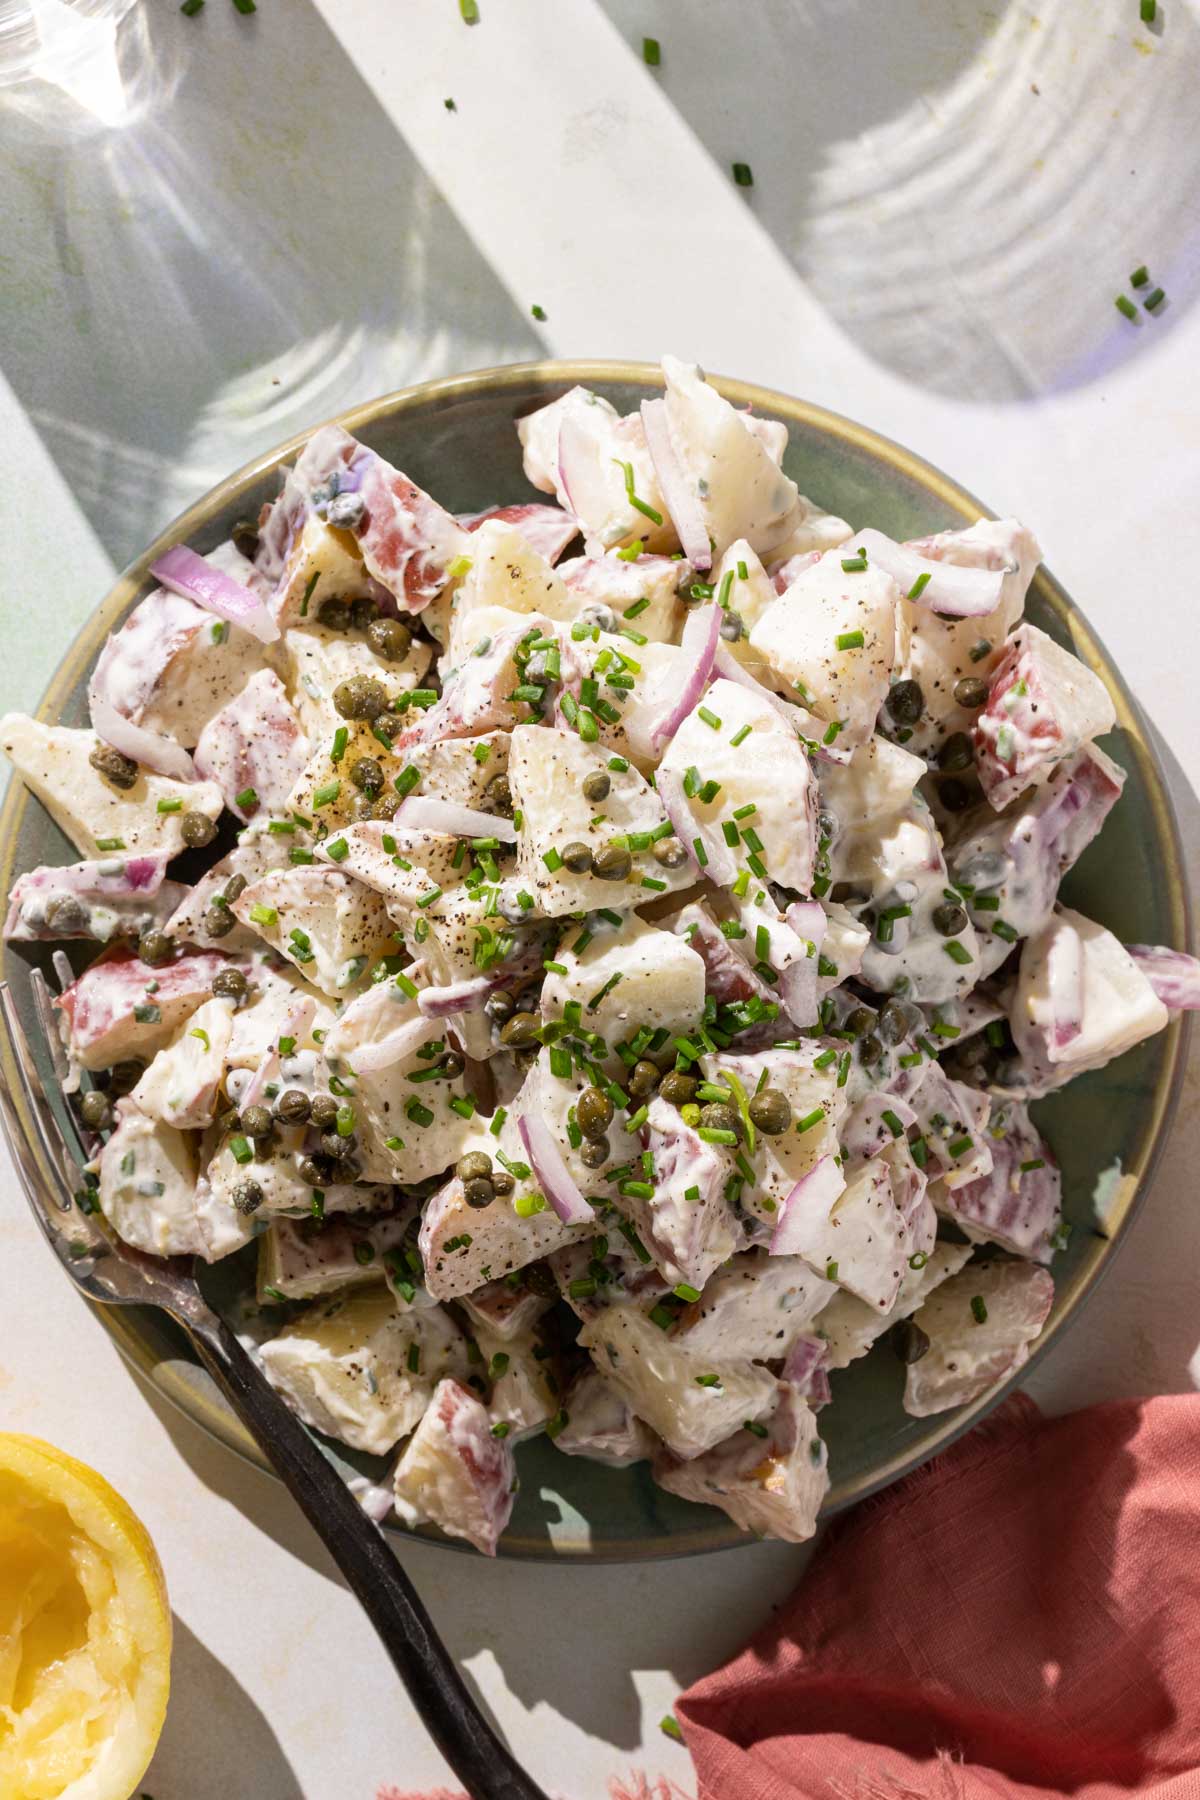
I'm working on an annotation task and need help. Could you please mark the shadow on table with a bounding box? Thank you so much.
[0,0,540,571]
[141,1615,305,1800]
[600,0,1200,402]
[128,1357,810,1753]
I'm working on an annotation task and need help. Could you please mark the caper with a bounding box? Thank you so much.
[561,841,593,874]
[108,1059,145,1095]
[524,1261,558,1297]
[321,1128,357,1160]
[859,1033,883,1065]
[576,1086,614,1138]
[878,999,913,1045]
[367,617,412,662]
[223,874,248,904]
[371,714,400,744]
[439,1049,465,1078]
[582,771,611,804]
[88,742,138,790]
[80,1090,112,1129]
[274,1089,311,1126]
[699,1102,740,1137]
[44,895,89,934]
[484,773,512,816]
[334,676,387,722]
[181,810,218,849]
[592,845,632,882]
[350,756,384,794]
[817,808,838,844]
[137,929,173,967]
[892,1318,931,1364]
[309,1094,339,1128]
[485,990,515,1023]
[231,1179,264,1216]
[579,1135,610,1169]
[317,598,351,631]
[932,900,968,937]
[241,1104,274,1140]
[658,1070,697,1108]
[370,792,400,820]
[349,593,378,628]
[463,1177,495,1209]
[457,1151,493,1182]
[652,836,688,870]
[886,679,924,725]
[216,1106,241,1134]
[347,792,374,822]
[491,1168,516,1197]
[203,905,236,939]
[953,675,989,710]
[748,1088,792,1135]
[231,518,260,560]
[628,1060,661,1100]
[719,611,744,642]
[939,778,971,813]
[299,1154,335,1187]
[212,968,248,1002]
[938,732,974,773]
[844,1005,876,1039]
[500,1011,540,1049]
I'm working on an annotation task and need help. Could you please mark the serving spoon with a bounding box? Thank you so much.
[0,971,550,1800]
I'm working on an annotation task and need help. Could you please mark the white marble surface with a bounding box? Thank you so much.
[1,2,1198,1795]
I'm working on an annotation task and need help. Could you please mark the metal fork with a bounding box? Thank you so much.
[0,974,549,1800]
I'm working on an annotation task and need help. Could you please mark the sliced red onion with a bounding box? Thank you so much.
[769,1155,845,1257]
[854,529,1004,619]
[842,1092,919,1166]
[518,1114,594,1227]
[417,974,497,1018]
[786,900,827,948]
[242,996,315,1108]
[150,545,281,644]
[655,764,737,885]
[640,398,711,570]
[650,602,720,753]
[347,1013,440,1076]
[1128,945,1200,1012]
[393,796,518,844]
[87,681,197,783]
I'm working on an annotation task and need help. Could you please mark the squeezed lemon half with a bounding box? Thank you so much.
[0,1433,171,1800]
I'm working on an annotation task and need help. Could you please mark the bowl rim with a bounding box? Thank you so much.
[0,356,1189,1560]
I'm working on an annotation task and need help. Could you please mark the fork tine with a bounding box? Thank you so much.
[0,981,85,1214]
[31,963,72,1090]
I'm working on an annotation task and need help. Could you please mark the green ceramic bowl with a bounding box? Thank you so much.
[0,361,1188,1560]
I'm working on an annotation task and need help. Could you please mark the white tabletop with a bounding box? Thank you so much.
[2,3,1199,1794]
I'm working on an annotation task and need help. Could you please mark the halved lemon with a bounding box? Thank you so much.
[0,1433,171,1800]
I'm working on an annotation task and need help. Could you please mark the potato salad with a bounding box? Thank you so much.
[5,356,1197,1555]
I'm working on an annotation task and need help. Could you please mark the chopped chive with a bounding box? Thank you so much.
[907,571,932,601]
[180,0,204,12]
[822,720,843,746]
[459,0,479,20]
[813,1048,837,1070]
[1115,294,1138,321]
[1139,0,1155,19]
[235,786,259,811]
[943,940,973,965]
[697,706,721,730]
[542,847,563,873]
[330,726,349,764]
[623,596,651,620]
[267,819,296,835]
[732,162,754,187]
[698,1126,738,1145]
[95,837,126,851]
[991,920,1019,943]
[248,903,277,927]
[947,1134,974,1159]
[531,303,547,321]
[416,886,442,908]
[229,1135,253,1165]
[156,797,183,814]
[643,34,661,64]
[729,723,752,748]
[835,630,865,651]
[795,1106,825,1134]
[881,1109,905,1138]
[970,1294,988,1324]
[312,780,340,808]
[289,847,314,865]
[1131,263,1150,287]
[673,1283,701,1303]
[394,764,421,798]
[692,836,709,868]
[1020,1157,1046,1173]
[325,838,349,863]
[840,554,867,573]
[1144,286,1166,312]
